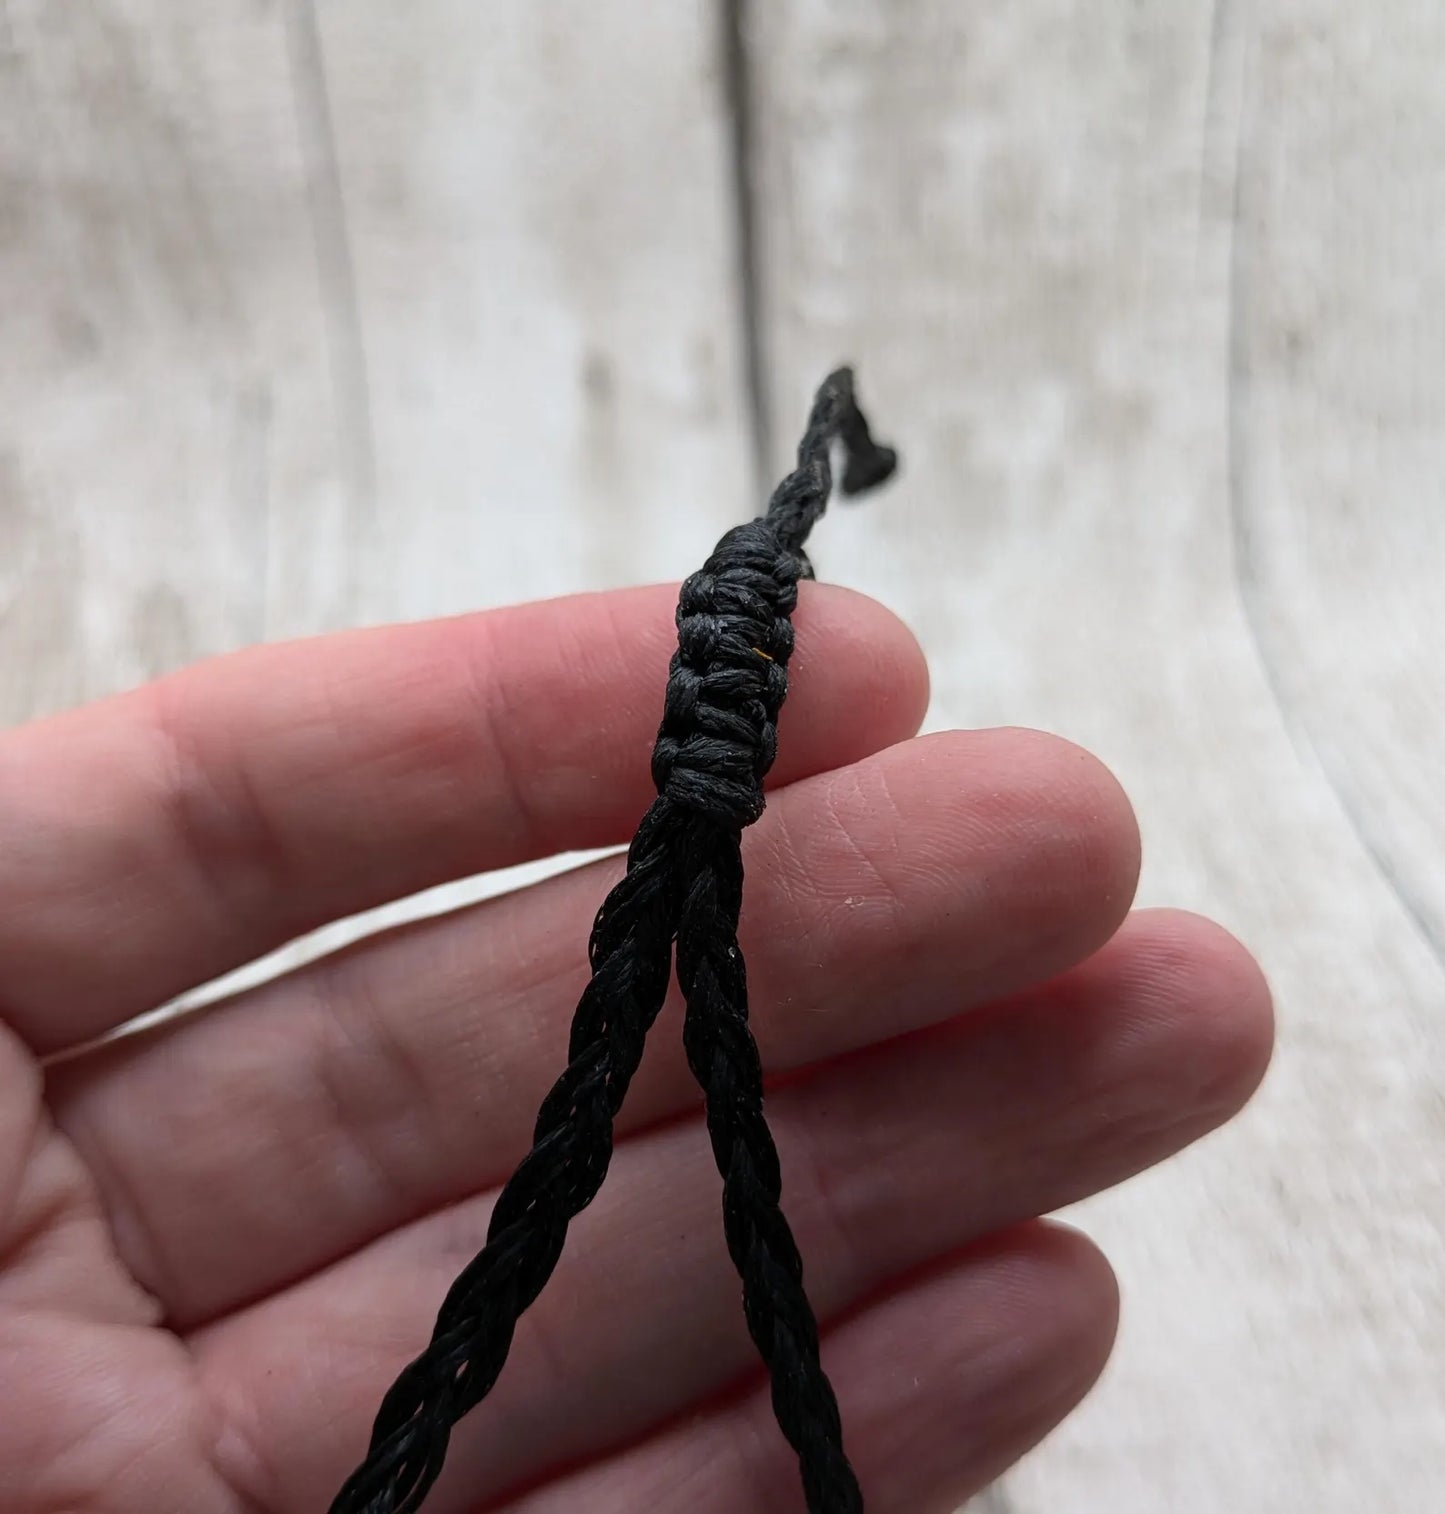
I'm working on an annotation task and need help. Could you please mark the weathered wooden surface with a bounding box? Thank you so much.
[2,3,1442,1509]
[0,1,750,708]
[747,2,1445,1509]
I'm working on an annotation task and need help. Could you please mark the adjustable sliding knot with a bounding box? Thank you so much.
[331,367,896,1514]
[651,517,809,828]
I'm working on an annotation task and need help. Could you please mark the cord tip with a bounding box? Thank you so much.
[841,442,898,495]
[828,365,898,496]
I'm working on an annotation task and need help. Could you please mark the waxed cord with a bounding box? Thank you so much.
[330,368,897,1514]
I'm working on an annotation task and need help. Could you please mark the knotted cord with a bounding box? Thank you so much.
[331,367,897,1514]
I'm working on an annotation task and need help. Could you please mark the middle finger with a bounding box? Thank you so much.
[51,727,1139,1324]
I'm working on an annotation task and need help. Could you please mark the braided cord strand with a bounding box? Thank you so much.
[329,368,895,1514]
[668,369,895,1514]
[330,799,683,1514]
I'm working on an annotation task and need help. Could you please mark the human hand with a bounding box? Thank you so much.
[0,584,1271,1512]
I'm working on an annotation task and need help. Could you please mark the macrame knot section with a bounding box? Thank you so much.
[650,518,809,828]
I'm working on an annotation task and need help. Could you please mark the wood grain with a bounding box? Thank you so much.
[2,3,1441,1509]
[1233,5,1445,963]
[0,1,751,981]
[0,2,754,683]
[292,3,752,629]
[745,2,1445,1508]
[0,1,341,719]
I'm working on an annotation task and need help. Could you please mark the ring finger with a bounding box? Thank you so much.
[189,909,1271,1512]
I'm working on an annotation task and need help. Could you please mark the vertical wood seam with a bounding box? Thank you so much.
[284,0,376,626]
[721,0,771,496]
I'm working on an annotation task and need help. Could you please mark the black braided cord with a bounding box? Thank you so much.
[329,368,897,1514]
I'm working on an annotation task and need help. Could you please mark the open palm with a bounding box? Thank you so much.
[0,584,1270,1513]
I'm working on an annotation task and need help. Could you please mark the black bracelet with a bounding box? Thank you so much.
[330,367,898,1514]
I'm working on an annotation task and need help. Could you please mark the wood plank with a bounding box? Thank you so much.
[1,3,753,681]
[1233,5,1445,957]
[301,2,752,631]
[265,2,753,954]
[0,5,750,982]
[744,2,1445,1508]
[0,2,345,722]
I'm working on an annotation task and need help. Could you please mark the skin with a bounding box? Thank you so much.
[0,583,1273,1513]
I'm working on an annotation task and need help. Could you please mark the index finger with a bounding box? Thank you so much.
[0,583,928,1055]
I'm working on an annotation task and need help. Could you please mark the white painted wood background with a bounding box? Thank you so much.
[2,4,1442,1510]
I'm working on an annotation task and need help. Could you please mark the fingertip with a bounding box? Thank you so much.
[793,582,931,720]
[963,1221,1120,1370]
[1020,1220,1122,1366]
[1111,908,1276,1115]
[820,1223,1121,1508]
[902,726,1142,961]
[781,582,931,770]
[994,727,1143,919]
